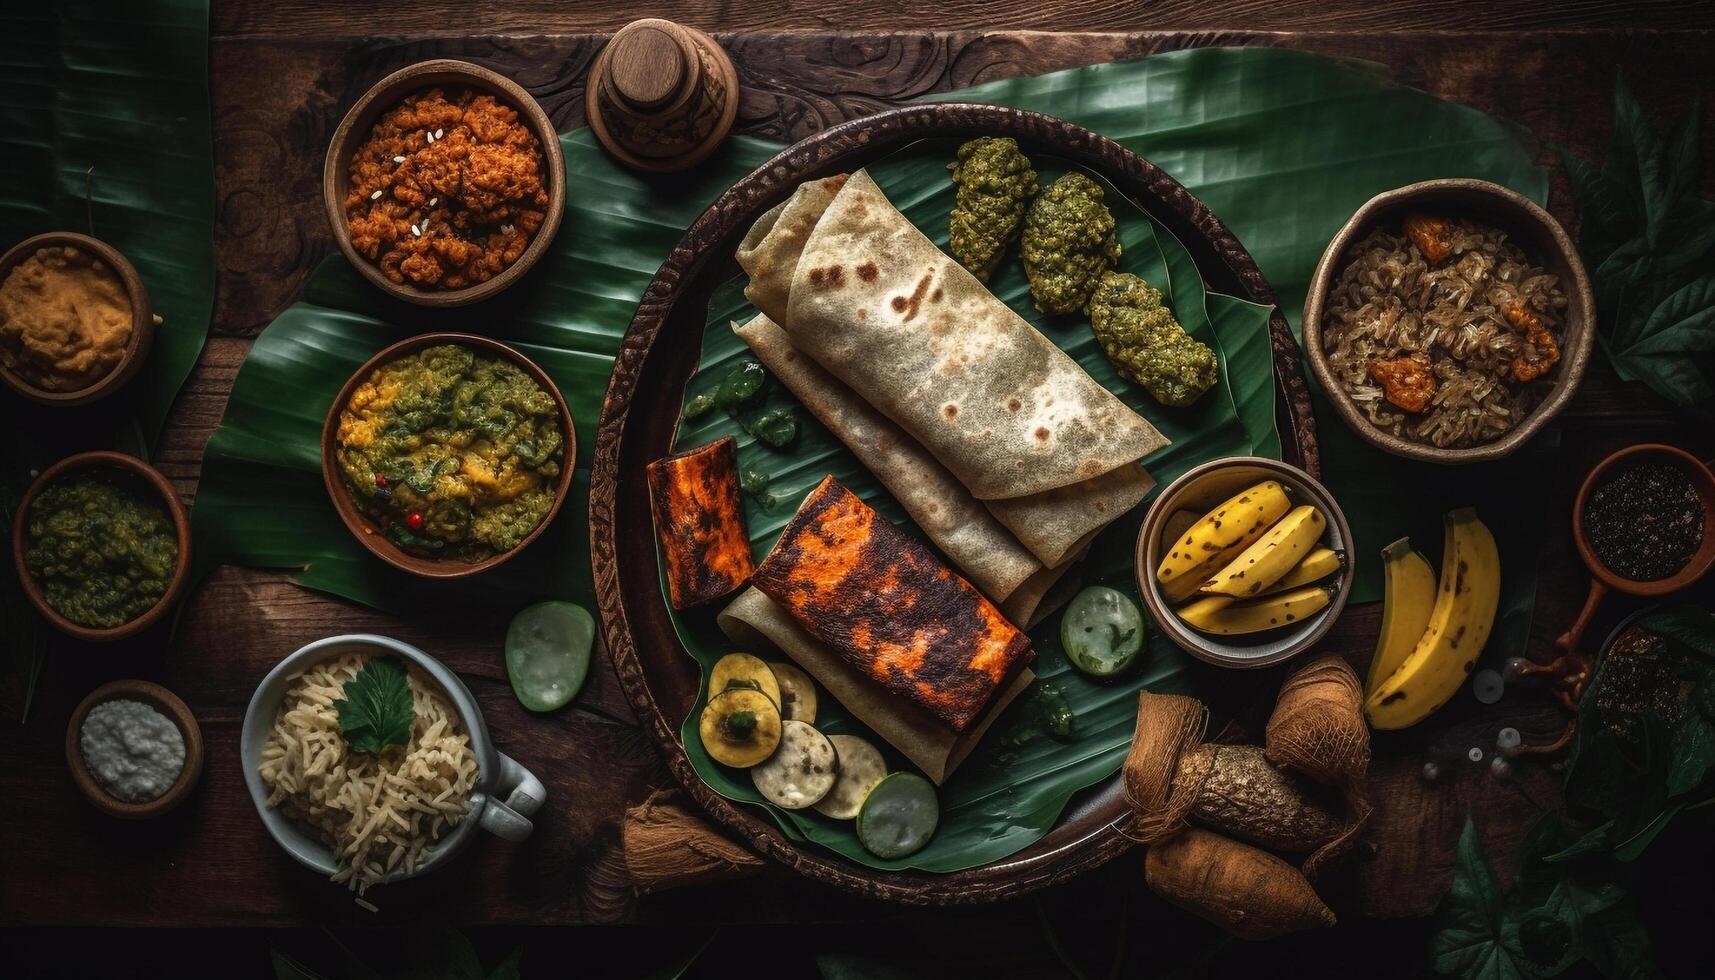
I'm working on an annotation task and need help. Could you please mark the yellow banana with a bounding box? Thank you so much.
[1199,505,1326,598]
[1365,509,1501,730]
[1176,586,1334,636]
[1163,539,1247,603]
[1156,481,1291,588]
[1365,538,1437,695]
[1256,546,1344,597]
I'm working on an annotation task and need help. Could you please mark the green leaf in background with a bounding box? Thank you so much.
[1564,76,1715,419]
[1434,818,1528,980]
[664,140,1268,872]
[0,0,214,450]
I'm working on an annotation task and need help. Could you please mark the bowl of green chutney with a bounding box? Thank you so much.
[13,450,191,642]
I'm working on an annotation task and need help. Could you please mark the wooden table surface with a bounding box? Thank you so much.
[4,0,1713,930]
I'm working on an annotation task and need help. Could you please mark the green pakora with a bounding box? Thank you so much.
[1088,271,1218,407]
[1020,172,1121,315]
[946,137,1039,283]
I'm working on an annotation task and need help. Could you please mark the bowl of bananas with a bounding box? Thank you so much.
[1137,457,1355,669]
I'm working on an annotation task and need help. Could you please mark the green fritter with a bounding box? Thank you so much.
[1020,172,1121,315]
[1088,271,1218,407]
[946,137,1039,283]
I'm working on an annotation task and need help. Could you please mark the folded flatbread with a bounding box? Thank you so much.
[737,170,1166,565]
[734,314,1076,624]
[720,588,1033,784]
[751,475,1033,733]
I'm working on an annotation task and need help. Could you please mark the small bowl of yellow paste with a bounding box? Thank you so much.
[0,232,154,406]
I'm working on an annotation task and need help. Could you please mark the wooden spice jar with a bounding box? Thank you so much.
[585,19,739,173]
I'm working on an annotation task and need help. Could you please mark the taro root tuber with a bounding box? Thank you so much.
[1123,692,1344,854]
[1264,653,1373,877]
[1145,828,1336,940]
[1180,744,1345,854]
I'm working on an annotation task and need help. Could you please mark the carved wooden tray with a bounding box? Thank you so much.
[590,103,1318,904]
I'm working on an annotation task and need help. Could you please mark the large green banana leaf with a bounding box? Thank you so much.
[0,0,214,450]
[666,141,1273,871]
[191,49,1558,871]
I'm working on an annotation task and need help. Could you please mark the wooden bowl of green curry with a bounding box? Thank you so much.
[13,451,191,642]
[320,332,575,578]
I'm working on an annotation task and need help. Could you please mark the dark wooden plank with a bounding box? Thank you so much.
[210,0,1715,38]
[5,24,1712,926]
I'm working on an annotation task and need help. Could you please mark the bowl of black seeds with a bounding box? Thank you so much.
[1574,444,1715,594]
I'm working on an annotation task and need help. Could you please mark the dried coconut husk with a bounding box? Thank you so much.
[1123,693,1344,854]
[1144,827,1336,940]
[1122,691,1208,843]
[1264,653,1373,878]
[622,789,764,893]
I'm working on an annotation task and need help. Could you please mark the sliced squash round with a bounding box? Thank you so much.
[750,720,838,809]
[767,660,819,723]
[856,772,939,859]
[813,734,888,820]
[698,688,782,768]
[709,653,781,707]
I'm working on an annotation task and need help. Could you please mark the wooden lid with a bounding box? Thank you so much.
[605,22,690,112]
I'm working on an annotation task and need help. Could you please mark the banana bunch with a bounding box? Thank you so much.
[1363,509,1501,730]
[1155,481,1344,636]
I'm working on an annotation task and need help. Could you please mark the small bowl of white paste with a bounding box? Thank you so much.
[65,679,204,818]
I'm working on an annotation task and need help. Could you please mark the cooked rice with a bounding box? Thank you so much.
[259,653,479,893]
[1323,219,1567,448]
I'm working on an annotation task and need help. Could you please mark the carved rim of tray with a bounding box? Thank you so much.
[590,103,1318,905]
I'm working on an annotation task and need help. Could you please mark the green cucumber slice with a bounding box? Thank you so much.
[856,772,939,859]
[1060,586,1146,677]
[505,601,594,712]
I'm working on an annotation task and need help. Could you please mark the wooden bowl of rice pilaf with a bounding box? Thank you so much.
[1302,179,1594,464]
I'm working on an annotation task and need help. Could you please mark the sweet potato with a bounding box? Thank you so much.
[1144,828,1336,940]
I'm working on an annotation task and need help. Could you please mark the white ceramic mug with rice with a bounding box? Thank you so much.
[240,633,546,884]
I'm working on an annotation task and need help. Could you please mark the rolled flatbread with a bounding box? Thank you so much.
[737,170,1165,564]
[720,588,1033,784]
[734,314,1070,623]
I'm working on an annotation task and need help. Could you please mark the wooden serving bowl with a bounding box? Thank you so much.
[0,232,154,406]
[12,451,191,642]
[321,59,566,308]
[66,679,204,819]
[1137,457,1355,669]
[590,103,1318,905]
[1302,178,1595,465]
[320,332,576,578]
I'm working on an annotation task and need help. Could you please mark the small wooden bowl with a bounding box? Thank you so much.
[1136,457,1355,669]
[1302,178,1595,464]
[66,679,204,819]
[12,451,191,642]
[1574,443,1715,596]
[322,59,566,308]
[0,232,154,406]
[320,333,576,578]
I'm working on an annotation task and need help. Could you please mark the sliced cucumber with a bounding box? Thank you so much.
[750,719,837,808]
[1060,586,1146,677]
[505,601,595,712]
[767,660,818,723]
[813,734,888,820]
[856,772,939,859]
[710,653,781,707]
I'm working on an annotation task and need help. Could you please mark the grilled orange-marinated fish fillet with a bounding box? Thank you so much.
[752,475,1034,732]
[647,437,756,610]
